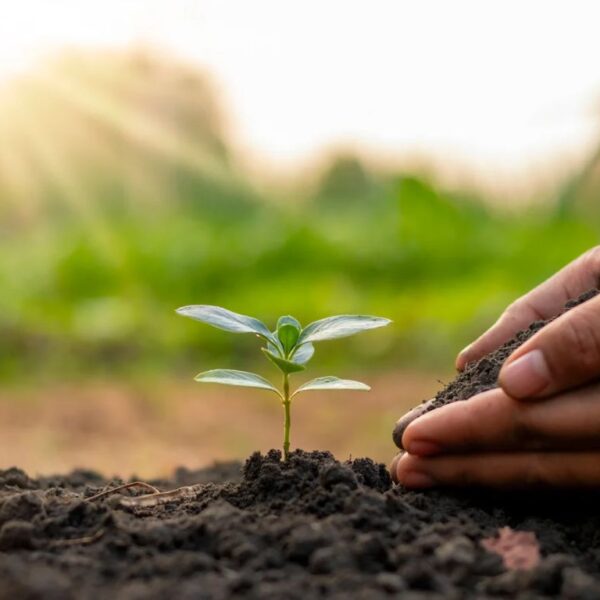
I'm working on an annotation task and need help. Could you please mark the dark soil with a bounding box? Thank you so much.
[423,288,599,415]
[3,452,600,599]
[3,290,600,599]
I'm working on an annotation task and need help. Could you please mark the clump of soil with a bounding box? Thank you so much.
[3,450,600,599]
[3,289,600,598]
[424,288,599,414]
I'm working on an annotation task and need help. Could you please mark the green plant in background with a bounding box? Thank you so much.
[176,305,391,459]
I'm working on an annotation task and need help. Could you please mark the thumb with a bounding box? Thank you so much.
[499,293,600,399]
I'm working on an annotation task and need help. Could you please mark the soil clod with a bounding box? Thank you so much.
[2,449,600,598]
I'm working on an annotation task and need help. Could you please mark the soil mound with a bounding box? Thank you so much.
[2,449,600,598]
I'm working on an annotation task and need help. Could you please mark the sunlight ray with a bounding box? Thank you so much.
[13,101,134,278]
[0,95,47,218]
[31,68,239,192]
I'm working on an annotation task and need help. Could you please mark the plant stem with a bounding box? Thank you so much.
[282,372,291,460]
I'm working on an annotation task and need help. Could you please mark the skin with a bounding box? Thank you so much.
[391,246,600,489]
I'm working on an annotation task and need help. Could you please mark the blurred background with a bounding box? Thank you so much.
[1,0,600,477]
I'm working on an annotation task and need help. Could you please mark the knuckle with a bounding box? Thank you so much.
[510,404,535,445]
[581,246,600,278]
[389,454,402,483]
[461,401,483,442]
[561,461,586,486]
[557,311,600,373]
[501,300,526,325]
[524,453,550,486]
[447,462,476,486]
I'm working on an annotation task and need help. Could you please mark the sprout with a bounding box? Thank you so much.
[176,305,391,459]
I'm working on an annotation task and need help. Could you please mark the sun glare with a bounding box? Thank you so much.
[0,0,599,191]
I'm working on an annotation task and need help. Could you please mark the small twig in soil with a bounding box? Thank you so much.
[120,484,203,508]
[85,481,161,502]
[51,528,105,546]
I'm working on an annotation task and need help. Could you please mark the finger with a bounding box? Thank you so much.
[456,248,600,370]
[499,293,600,399]
[395,451,600,489]
[401,385,600,455]
[392,399,435,449]
[389,452,403,484]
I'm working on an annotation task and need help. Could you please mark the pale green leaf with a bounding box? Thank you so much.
[176,305,277,344]
[292,376,370,397]
[194,369,281,396]
[298,315,391,344]
[277,315,302,330]
[267,337,283,357]
[262,348,306,374]
[290,342,314,364]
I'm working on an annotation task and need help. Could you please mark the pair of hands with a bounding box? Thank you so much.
[391,247,600,489]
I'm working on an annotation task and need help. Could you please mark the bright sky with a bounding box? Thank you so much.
[1,0,600,191]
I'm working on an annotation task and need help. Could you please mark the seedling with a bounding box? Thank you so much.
[176,305,391,459]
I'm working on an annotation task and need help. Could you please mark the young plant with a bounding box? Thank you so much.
[176,305,391,459]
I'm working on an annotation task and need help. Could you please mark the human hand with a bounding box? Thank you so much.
[391,247,600,488]
[390,384,600,488]
[456,247,600,371]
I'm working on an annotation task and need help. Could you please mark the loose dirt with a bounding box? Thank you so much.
[2,450,600,598]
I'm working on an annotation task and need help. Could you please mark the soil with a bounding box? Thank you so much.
[3,290,600,599]
[423,288,600,415]
[3,453,600,599]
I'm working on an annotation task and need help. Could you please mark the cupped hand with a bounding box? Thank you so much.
[391,247,600,489]
[456,246,600,371]
[391,385,600,488]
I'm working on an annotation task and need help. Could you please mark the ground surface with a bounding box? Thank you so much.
[2,451,600,599]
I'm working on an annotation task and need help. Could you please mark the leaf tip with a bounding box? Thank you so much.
[193,370,211,382]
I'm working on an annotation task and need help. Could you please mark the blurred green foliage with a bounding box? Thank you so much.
[1,169,597,382]
[0,50,598,382]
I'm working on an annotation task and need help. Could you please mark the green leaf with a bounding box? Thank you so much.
[194,369,282,396]
[277,317,300,355]
[290,342,314,364]
[298,315,391,344]
[292,376,370,397]
[267,338,283,357]
[262,348,306,374]
[277,315,302,330]
[176,305,277,345]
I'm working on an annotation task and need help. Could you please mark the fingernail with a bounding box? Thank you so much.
[406,440,442,456]
[389,452,404,484]
[457,343,473,369]
[401,471,436,489]
[392,399,435,449]
[500,349,550,398]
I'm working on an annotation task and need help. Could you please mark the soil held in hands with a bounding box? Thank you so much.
[393,288,600,447]
[2,291,600,599]
[425,288,600,414]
